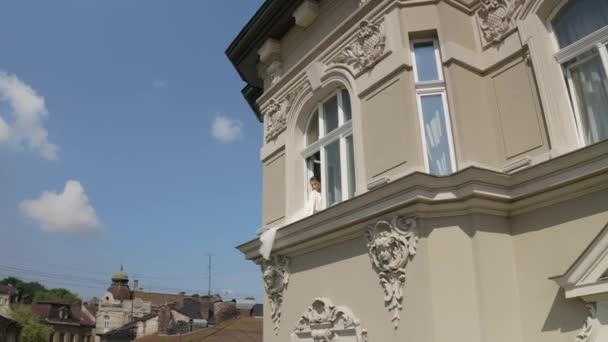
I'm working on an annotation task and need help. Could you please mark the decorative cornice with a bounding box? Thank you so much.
[264,84,306,142]
[237,141,608,262]
[365,216,418,328]
[575,303,600,342]
[476,0,523,44]
[262,255,290,334]
[330,20,386,74]
[292,298,368,342]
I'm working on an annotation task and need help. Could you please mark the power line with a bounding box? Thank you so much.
[0,265,208,294]
[0,264,262,299]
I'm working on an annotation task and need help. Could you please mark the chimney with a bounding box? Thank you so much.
[134,279,139,291]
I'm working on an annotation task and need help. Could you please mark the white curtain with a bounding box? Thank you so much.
[571,55,608,144]
[552,0,608,48]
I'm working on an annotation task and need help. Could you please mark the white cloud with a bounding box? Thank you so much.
[0,72,58,160]
[212,115,243,143]
[152,80,167,88]
[20,180,102,234]
[0,116,9,143]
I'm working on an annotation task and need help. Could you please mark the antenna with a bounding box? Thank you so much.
[208,253,214,297]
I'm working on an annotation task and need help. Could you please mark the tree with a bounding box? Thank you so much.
[35,288,81,305]
[0,277,81,305]
[10,306,50,342]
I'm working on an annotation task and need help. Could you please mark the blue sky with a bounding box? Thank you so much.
[0,0,265,301]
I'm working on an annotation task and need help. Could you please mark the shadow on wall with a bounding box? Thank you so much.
[542,289,587,333]
[511,190,608,236]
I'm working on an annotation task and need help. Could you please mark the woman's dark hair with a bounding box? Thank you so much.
[310,175,320,182]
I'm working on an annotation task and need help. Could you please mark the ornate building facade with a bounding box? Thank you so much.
[94,266,151,341]
[227,0,608,341]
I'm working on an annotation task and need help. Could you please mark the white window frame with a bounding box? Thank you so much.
[410,39,457,175]
[548,0,608,146]
[302,89,354,208]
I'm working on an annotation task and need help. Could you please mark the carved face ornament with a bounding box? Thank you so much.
[368,223,410,272]
[261,256,290,335]
[365,217,418,328]
[263,266,278,292]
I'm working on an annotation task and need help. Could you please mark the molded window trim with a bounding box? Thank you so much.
[411,39,457,176]
[302,89,355,208]
[548,0,608,147]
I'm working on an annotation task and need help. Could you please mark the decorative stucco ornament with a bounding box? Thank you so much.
[264,84,305,142]
[476,0,523,44]
[575,303,600,342]
[365,216,418,328]
[262,255,290,334]
[266,60,283,86]
[331,20,386,73]
[293,298,368,342]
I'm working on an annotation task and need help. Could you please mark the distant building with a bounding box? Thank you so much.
[133,290,220,313]
[0,285,18,308]
[235,297,256,317]
[135,313,159,338]
[94,265,151,341]
[136,316,262,342]
[30,301,95,342]
[0,313,20,342]
[249,304,263,318]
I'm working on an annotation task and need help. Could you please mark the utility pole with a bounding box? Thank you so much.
[207,253,213,297]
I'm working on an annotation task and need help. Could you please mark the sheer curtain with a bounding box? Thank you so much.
[552,0,608,144]
[570,55,608,143]
[552,0,608,47]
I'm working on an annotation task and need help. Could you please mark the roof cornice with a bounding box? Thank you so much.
[226,0,304,122]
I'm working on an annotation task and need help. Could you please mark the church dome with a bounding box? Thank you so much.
[112,270,129,283]
[111,264,129,283]
[108,263,132,301]
[108,284,132,301]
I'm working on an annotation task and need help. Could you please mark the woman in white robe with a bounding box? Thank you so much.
[305,175,323,216]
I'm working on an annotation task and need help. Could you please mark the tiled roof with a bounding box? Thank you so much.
[133,292,188,307]
[235,298,256,310]
[0,284,17,296]
[138,312,158,322]
[137,317,262,342]
[134,292,219,308]
[0,313,20,329]
[172,299,208,320]
[250,304,263,317]
[30,303,95,327]
[83,303,98,318]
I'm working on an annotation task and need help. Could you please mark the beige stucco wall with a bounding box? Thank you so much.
[240,0,608,341]
[262,195,608,342]
[281,0,358,74]
[137,316,159,338]
[262,150,286,226]
[264,235,434,342]
[361,70,424,181]
[96,295,151,336]
[255,0,573,227]
[511,190,608,342]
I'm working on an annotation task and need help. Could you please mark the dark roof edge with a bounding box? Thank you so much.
[225,0,276,60]
[226,0,303,122]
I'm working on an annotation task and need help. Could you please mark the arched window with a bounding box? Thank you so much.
[303,88,356,209]
[104,315,110,328]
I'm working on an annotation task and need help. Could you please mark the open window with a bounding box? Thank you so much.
[551,0,608,145]
[411,39,457,176]
[302,89,356,210]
